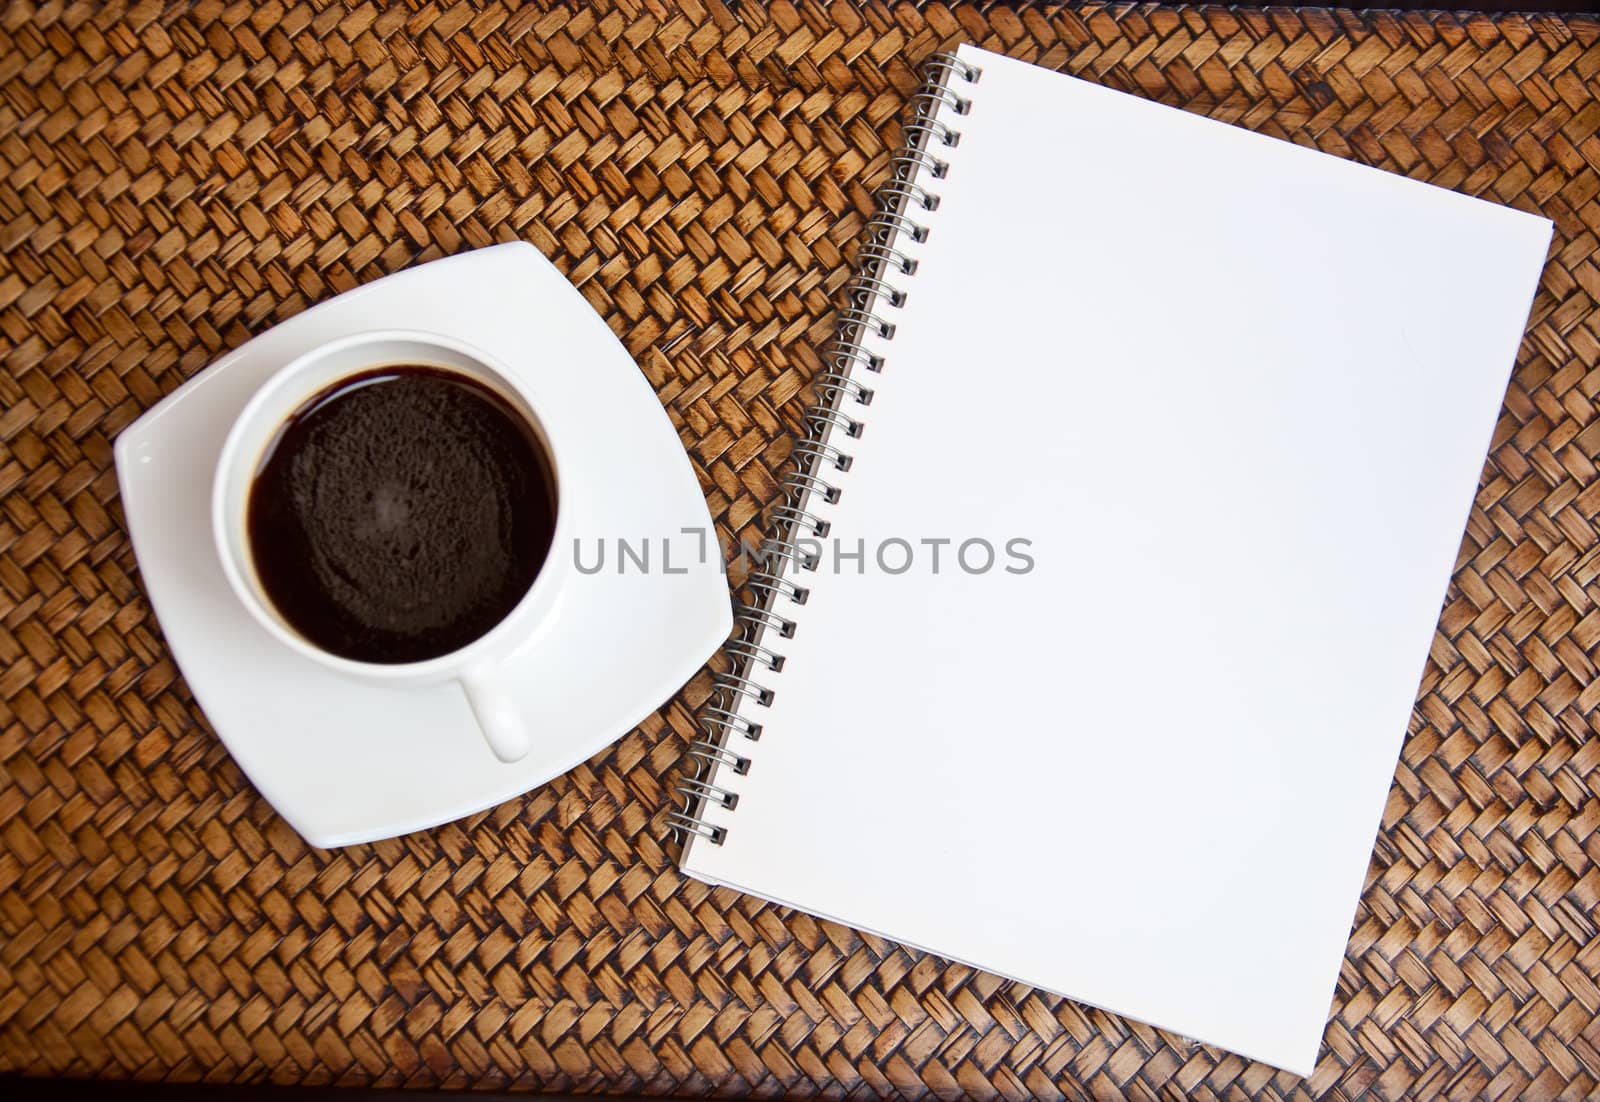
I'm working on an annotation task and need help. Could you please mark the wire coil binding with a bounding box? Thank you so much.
[671,51,981,848]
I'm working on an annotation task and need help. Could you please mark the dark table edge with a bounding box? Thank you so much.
[4,1078,677,1102]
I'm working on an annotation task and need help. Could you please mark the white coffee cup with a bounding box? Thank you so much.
[213,329,569,764]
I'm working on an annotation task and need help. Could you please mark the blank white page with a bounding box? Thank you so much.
[681,44,1551,1076]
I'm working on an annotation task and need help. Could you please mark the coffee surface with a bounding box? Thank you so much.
[248,366,555,664]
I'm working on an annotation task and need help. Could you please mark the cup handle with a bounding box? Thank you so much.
[461,664,532,763]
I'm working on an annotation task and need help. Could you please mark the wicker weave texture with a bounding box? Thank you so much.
[2,2,1599,1099]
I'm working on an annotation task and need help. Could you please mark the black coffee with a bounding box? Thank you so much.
[247,366,556,664]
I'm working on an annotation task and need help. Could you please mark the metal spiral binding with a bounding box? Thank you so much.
[806,407,863,440]
[731,600,794,637]
[856,241,918,276]
[782,468,842,505]
[846,273,907,308]
[825,344,882,375]
[794,438,854,472]
[891,148,949,180]
[769,501,831,537]
[700,699,762,739]
[757,536,820,572]
[669,50,981,849]
[865,208,929,244]
[811,373,874,409]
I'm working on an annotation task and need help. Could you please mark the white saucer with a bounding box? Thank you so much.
[114,243,732,847]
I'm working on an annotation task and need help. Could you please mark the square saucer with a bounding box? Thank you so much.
[114,244,732,847]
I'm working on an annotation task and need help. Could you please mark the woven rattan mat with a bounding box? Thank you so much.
[3,2,1599,1098]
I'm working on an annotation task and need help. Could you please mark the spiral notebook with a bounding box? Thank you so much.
[673,44,1551,1075]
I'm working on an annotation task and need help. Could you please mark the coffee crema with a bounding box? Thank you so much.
[247,366,556,664]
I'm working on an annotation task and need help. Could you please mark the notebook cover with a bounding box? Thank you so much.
[680,44,1552,1076]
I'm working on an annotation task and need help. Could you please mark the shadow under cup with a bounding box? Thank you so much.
[213,331,567,763]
